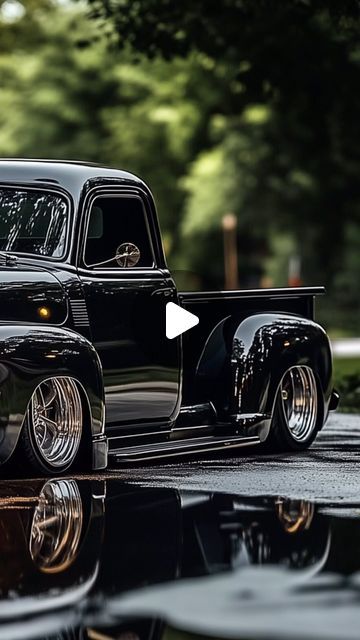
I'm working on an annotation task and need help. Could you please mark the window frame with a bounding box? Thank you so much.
[0,184,71,262]
[81,191,157,272]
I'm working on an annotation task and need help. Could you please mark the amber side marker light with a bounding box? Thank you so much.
[37,306,51,320]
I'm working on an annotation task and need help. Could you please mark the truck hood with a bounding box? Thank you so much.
[0,263,67,325]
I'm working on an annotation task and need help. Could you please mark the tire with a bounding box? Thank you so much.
[266,366,319,452]
[19,377,83,475]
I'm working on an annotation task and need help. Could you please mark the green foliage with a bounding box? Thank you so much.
[85,1,360,62]
[86,0,360,301]
[0,2,207,235]
[0,0,360,336]
[333,358,360,413]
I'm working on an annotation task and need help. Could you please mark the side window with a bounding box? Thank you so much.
[84,195,155,269]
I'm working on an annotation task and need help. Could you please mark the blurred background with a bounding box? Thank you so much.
[0,0,359,409]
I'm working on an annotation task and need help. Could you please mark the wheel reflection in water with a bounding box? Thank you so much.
[275,498,315,534]
[30,479,83,573]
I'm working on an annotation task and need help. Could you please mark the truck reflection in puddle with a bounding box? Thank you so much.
[0,478,358,639]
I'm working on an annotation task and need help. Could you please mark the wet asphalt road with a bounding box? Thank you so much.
[108,413,360,504]
[0,412,358,640]
[102,412,360,640]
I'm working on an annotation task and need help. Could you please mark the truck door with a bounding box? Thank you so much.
[77,189,180,430]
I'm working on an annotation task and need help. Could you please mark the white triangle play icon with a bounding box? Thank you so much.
[166,302,199,339]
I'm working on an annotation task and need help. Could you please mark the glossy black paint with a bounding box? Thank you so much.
[0,324,105,465]
[0,478,358,638]
[75,183,180,428]
[0,160,336,468]
[0,265,66,324]
[0,160,180,465]
[180,287,323,406]
[78,272,179,427]
[230,313,332,426]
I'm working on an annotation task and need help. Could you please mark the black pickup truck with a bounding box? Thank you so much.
[0,160,338,474]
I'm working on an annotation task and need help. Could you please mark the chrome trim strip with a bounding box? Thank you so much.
[109,435,260,461]
[108,429,170,441]
[172,424,213,431]
[179,403,214,413]
[231,413,268,421]
[179,286,325,302]
[69,299,89,327]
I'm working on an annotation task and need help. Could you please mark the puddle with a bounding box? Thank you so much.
[0,478,359,639]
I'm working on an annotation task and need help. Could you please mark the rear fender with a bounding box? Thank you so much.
[196,313,332,437]
[0,325,104,464]
[229,313,332,431]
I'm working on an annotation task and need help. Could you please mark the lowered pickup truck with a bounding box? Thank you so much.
[0,160,338,474]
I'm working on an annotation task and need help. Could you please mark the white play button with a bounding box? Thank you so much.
[166,302,199,339]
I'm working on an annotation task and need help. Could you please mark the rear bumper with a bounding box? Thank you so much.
[92,435,108,470]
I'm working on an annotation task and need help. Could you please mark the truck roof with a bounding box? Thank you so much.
[0,159,146,204]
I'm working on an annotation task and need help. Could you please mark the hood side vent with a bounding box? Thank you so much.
[70,299,89,327]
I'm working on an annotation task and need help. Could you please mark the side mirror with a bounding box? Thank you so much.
[87,242,141,269]
[115,243,141,267]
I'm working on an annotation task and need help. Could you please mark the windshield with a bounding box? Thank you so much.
[0,188,68,258]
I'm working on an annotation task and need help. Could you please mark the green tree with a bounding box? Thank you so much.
[1,0,360,330]
[87,0,360,298]
[0,1,212,244]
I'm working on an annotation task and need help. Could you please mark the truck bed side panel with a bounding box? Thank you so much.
[179,287,325,405]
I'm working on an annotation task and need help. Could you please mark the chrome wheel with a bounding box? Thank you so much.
[29,377,82,469]
[280,366,317,442]
[30,479,83,573]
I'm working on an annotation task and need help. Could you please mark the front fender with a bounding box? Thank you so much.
[230,313,333,427]
[0,324,105,464]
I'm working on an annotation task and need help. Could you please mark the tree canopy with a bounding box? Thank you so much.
[0,0,359,329]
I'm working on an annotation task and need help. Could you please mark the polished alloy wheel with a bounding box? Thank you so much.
[30,479,83,573]
[29,377,82,468]
[280,366,317,442]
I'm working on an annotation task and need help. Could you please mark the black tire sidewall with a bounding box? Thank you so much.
[276,393,318,451]
[267,371,319,453]
[22,413,76,475]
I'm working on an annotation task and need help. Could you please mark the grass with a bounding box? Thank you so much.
[333,357,360,413]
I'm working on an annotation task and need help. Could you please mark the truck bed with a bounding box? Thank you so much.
[179,286,325,405]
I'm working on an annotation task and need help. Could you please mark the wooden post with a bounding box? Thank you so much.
[222,213,238,290]
[288,255,302,287]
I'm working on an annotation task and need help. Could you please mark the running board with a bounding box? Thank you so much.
[108,434,260,462]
